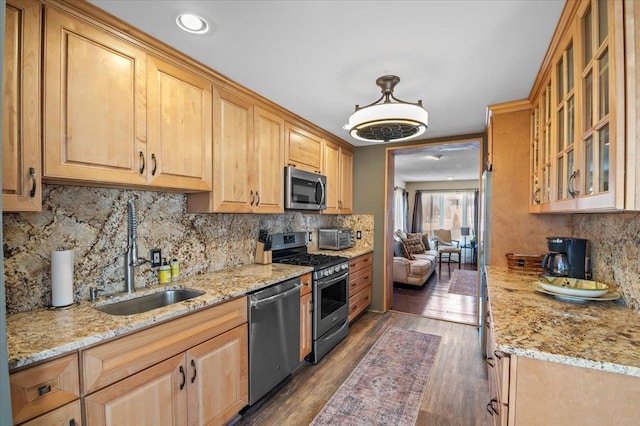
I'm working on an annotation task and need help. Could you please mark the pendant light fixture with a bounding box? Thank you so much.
[345,75,429,143]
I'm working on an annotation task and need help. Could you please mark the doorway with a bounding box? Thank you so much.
[384,139,482,326]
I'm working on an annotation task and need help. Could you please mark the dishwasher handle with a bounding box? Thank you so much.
[249,283,300,309]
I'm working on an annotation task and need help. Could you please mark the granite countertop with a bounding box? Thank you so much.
[311,247,373,258]
[6,263,313,371]
[486,266,640,377]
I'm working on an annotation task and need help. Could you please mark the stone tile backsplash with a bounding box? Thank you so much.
[574,212,640,311]
[3,185,374,314]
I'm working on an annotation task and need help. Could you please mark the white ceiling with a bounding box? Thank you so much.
[394,140,481,183]
[87,0,564,180]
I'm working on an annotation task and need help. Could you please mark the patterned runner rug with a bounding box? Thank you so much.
[311,327,441,426]
[448,269,478,296]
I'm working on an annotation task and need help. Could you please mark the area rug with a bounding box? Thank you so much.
[448,269,478,296]
[310,327,441,426]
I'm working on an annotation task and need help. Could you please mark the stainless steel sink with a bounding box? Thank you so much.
[96,289,205,316]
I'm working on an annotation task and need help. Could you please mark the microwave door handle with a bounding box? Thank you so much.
[316,178,326,207]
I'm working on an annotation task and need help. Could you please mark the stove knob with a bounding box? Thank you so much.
[342,263,348,270]
[323,270,330,277]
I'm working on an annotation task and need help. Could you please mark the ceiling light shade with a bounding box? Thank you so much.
[346,75,428,143]
[176,14,209,34]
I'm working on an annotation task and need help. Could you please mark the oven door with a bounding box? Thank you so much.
[313,270,349,339]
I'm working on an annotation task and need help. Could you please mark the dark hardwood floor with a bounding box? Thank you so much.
[237,311,491,426]
[392,263,479,325]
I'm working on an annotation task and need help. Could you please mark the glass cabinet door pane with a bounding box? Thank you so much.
[584,71,593,131]
[567,150,574,197]
[585,136,593,195]
[583,6,592,65]
[598,0,608,46]
[567,44,574,90]
[557,107,564,151]
[557,158,564,200]
[598,49,609,119]
[599,124,609,192]
[557,58,564,102]
[568,96,575,144]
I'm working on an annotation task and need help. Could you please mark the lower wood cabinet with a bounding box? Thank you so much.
[9,353,80,425]
[299,272,312,361]
[485,301,640,425]
[84,324,248,426]
[82,297,248,426]
[348,253,372,322]
[20,401,81,426]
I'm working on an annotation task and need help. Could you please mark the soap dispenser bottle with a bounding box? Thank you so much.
[158,259,171,284]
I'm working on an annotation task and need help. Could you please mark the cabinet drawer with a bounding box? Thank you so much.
[82,297,247,394]
[10,353,80,425]
[348,287,371,322]
[349,253,372,273]
[349,268,371,296]
[20,400,82,426]
[300,272,312,296]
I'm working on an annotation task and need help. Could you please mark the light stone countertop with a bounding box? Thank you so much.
[486,266,640,377]
[311,247,373,258]
[6,263,312,371]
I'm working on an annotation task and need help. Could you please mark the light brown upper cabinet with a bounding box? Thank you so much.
[3,0,41,212]
[284,122,323,174]
[529,0,629,212]
[187,86,284,213]
[146,56,212,191]
[43,7,211,192]
[322,139,353,214]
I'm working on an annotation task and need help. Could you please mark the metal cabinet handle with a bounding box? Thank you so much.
[256,191,260,206]
[69,419,76,426]
[151,153,157,176]
[487,398,499,415]
[568,169,579,198]
[533,187,541,204]
[494,350,504,360]
[38,384,51,396]
[29,167,37,198]
[190,359,197,383]
[139,151,145,174]
[250,190,255,206]
[179,365,186,390]
[486,357,495,368]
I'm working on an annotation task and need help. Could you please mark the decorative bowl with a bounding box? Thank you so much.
[537,276,609,298]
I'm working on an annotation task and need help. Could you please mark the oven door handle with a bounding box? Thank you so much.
[316,271,348,290]
[249,284,301,308]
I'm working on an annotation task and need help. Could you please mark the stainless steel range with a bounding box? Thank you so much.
[271,232,349,364]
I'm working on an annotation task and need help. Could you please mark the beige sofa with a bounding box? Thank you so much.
[392,233,438,287]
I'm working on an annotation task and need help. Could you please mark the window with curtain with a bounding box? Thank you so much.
[393,187,407,232]
[420,190,477,241]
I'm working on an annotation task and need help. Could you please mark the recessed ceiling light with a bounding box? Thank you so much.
[176,14,209,34]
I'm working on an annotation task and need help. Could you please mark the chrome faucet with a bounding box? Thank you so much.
[124,199,138,293]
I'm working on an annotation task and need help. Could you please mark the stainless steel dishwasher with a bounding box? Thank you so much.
[247,277,300,405]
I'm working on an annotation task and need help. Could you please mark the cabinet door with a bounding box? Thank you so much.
[339,148,353,214]
[284,122,322,173]
[84,354,187,426]
[186,324,248,426]
[206,86,254,213]
[300,291,312,362]
[252,106,284,213]
[322,140,340,214]
[3,0,41,212]
[43,7,147,186]
[147,56,212,191]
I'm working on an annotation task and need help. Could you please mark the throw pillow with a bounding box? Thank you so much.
[395,229,408,240]
[402,237,426,254]
[397,240,415,260]
[407,233,430,251]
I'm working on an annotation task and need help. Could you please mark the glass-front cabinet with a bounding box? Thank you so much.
[529,0,625,212]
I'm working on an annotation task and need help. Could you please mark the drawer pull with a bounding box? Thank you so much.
[139,151,145,174]
[151,153,157,176]
[29,167,37,197]
[70,419,76,426]
[38,385,51,396]
[486,357,495,368]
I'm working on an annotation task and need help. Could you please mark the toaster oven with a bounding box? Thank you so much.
[318,229,353,250]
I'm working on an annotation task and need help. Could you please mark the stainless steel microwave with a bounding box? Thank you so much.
[285,166,326,211]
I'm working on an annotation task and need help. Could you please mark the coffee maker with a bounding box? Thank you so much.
[542,237,588,279]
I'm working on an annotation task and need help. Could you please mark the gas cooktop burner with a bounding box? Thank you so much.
[277,253,347,269]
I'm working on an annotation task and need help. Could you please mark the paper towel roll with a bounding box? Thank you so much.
[51,249,74,307]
